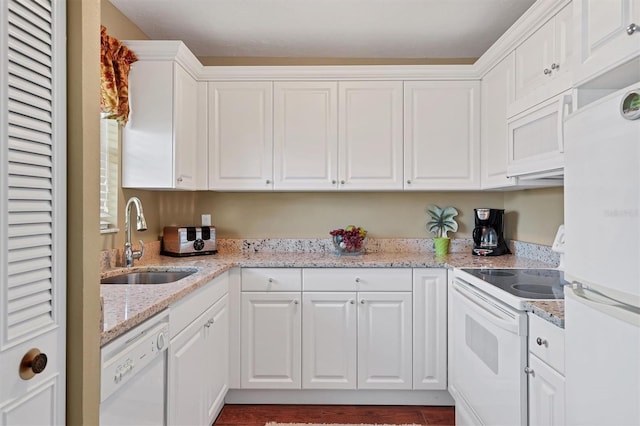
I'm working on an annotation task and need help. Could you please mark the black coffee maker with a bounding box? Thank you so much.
[472,208,510,256]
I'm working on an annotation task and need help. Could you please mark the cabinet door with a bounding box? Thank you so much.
[528,355,566,426]
[241,292,301,388]
[339,81,404,190]
[550,4,574,95]
[168,311,207,426]
[274,82,338,190]
[412,269,447,390]
[302,292,357,389]
[123,61,175,188]
[514,18,555,108]
[575,0,640,84]
[205,295,229,424]
[173,64,206,190]
[357,292,412,389]
[481,53,517,189]
[208,82,274,190]
[404,81,480,190]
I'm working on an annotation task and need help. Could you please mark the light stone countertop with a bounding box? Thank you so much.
[524,299,565,328]
[100,247,563,346]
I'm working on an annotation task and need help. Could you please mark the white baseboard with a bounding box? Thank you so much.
[224,389,454,406]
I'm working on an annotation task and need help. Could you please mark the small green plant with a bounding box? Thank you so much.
[426,205,459,238]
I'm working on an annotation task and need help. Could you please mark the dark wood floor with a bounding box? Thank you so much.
[214,404,455,426]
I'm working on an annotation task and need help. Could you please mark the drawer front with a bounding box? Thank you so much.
[303,268,412,292]
[529,313,565,374]
[241,268,302,291]
[170,272,229,339]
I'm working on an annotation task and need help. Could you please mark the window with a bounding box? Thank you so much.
[100,117,119,231]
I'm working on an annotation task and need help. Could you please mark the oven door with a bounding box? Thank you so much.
[450,278,528,426]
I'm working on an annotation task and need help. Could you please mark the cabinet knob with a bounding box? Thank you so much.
[627,23,638,35]
[355,277,361,283]
[360,299,365,304]
[406,180,411,184]
[536,337,548,347]
[177,176,183,183]
[551,63,559,70]
[268,278,274,283]
[293,299,299,305]
[332,180,337,185]
[543,68,551,75]
[265,179,271,185]
[19,348,48,380]
[340,180,345,185]
[350,299,355,305]
[524,366,534,375]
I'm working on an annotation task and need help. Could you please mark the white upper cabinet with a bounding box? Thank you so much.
[208,82,274,190]
[123,60,207,190]
[574,0,640,84]
[338,81,404,190]
[273,82,338,190]
[272,80,402,191]
[512,3,574,116]
[481,53,517,189]
[404,81,480,190]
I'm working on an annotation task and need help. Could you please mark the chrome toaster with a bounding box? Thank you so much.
[161,226,217,257]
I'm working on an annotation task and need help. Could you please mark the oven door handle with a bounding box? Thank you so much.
[453,279,522,334]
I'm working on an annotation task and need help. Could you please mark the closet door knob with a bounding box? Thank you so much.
[20,348,48,380]
[627,23,638,35]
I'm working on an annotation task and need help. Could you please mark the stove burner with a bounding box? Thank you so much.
[460,268,566,300]
[511,284,558,296]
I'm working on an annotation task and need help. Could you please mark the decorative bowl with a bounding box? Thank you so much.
[332,235,367,256]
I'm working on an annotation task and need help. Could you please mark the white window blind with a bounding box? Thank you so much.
[100,117,119,230]
[4,0,57,343]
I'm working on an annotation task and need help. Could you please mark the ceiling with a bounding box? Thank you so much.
[109,0,537,59]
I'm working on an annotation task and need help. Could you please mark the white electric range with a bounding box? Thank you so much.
[449,267,566,426]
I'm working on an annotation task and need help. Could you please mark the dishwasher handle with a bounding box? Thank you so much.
[453,279,524,335]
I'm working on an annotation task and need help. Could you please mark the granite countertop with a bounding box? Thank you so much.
[100,248,562,346]
[524,299,565,328]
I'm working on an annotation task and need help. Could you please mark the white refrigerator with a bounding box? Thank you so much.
[563,83,640,426]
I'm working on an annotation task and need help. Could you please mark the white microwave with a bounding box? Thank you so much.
[506,90,574,179]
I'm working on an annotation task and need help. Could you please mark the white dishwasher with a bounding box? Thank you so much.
[100,310,170,425]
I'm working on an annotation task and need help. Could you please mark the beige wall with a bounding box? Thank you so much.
[185,191,505,239]
[67,0,101,424]
[127,188,563,245]
[504,187,564,245]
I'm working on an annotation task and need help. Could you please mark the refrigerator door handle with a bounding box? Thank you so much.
[571,282,640,315]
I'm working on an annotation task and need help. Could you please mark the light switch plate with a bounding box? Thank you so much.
[201,214,211,226]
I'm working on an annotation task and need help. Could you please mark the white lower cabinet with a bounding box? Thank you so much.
[412,269,447,390]
[302,292,357,389]
[527,314,566,426]
[240,292,302,388]
[236,267,448,393]
[357,292,412,389]
[168,274,229,426]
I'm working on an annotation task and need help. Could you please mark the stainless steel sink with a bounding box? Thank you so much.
[100,269,197,285]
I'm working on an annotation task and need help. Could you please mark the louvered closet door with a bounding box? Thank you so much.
[0,1,66,425]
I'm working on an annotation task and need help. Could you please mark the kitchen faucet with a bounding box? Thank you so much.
[123,196,148,267]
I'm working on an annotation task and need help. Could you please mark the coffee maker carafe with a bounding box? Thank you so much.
[472,208,510,256]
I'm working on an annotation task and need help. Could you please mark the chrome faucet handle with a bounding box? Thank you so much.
[133,240,145,260]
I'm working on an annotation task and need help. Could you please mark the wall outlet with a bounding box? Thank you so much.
[201,214,212,226]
